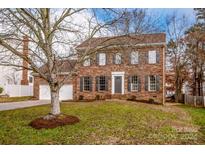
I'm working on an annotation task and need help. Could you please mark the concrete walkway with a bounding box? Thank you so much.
[0,100,50,111]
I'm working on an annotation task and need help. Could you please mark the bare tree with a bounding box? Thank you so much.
[0,8,123,116]
[185,24,205,96]
[166,12,190,102]
[111,8,163,35]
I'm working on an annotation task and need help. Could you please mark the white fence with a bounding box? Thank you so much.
[184,94,205,107]
[4,85,33,97]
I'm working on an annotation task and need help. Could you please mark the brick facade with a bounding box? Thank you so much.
[33,33,166,104]
[76,45,165,103]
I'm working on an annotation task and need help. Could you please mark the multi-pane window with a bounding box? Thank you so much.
[83,77,91,91]
[131,76,138,91]
[148,50,156,64]
[131,51,138,64]
[99,76,106,91]
[149,75,157,91]
[83,56,91,66]
[99,53,106,65]
[115,53,122,64]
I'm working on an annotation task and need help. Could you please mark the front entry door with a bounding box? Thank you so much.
[114,76,122,93]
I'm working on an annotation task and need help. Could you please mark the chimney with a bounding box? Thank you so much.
[21,36,29,85]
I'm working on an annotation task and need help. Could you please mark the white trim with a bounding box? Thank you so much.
[99,53,106,66]
[148,50,157,64]
[111,72,125,94]
[148,75,157,92]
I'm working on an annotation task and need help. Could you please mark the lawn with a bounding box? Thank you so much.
[0,101,204,144]
[0,96,33,103]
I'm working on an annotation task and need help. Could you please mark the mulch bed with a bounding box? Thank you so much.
[29,114,80,129]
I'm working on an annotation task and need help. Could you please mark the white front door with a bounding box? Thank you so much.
[111,72,125,94]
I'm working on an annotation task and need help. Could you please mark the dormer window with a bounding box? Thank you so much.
[130,51,139,64]
[114,53,122,64]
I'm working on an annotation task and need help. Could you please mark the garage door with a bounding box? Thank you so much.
[39,84,73,100]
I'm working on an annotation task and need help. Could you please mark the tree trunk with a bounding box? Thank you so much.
[50,86,60,115]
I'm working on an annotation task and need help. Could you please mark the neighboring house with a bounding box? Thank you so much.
[33,33,166,104]
[0,37,33,96]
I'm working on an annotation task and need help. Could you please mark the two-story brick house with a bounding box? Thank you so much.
[34,33,166,104]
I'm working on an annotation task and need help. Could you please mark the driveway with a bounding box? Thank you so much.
[0,100,50,111]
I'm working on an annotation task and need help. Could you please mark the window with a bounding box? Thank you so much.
[83,56,91,66]
[115,53,122,64]
[131,76,138,91]
[148,50,156,64]
[149,75,157,91]
[99,53,106,65]
[99,76,106,91]
[83,77,91,91]
[29,76,33,83]
[131,51,138,64]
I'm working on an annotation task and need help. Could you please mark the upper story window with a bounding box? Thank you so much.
[149,75,157,91]
[114,53,122,64]
[83,56,91,66]
[99,53,106,66]
[148,50,157,64]
[130,51,139,64]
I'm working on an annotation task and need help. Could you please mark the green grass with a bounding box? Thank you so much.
[180,105,205,126]
[0,101,204,144]
[0,96,33,103]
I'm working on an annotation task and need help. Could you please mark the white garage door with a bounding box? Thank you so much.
[39,84,73,100]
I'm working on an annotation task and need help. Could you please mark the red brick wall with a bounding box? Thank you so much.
[34,45,165,104]
[76,45,165,103]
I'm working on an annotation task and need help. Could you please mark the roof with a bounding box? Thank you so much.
[76,33,166,49]
[38,59,77,74]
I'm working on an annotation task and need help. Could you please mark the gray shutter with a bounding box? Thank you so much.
[113,54,115,64]
[129,52,132,64]
[121,54,123,64]
[106,53,108,65]
[96,53,99,65]
[138,76,141,92]
[156,51,160,63]
[138,52,141,64]
[80,77,83,92]
[105,76,109,91]
[95,76,99,91]
[128,76,131,92]
[156,75,160,91]
[146,52,149,64]
[89,77,93,91]
[145,75,148,91]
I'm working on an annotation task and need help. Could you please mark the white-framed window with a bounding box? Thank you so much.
[149,75,157,91]
[148,50,156,64]
[115,53,122,64]
[131,76,138,91]
[99,76,106,91]
[83,56,91,66]
[83,77,91,91]
[99,53,106,66]
[131,51,139,64]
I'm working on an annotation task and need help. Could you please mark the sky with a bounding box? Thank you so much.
[95,8,196,33]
